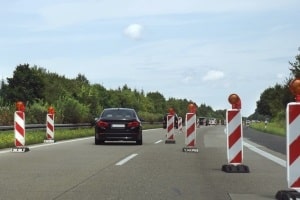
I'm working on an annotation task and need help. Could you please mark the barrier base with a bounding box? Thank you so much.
[275,189,300,200]
[221,164,250,173]
[165,139,176,144]
[44,139,55,143]
[11,146,30,153]
[183,147,199,153]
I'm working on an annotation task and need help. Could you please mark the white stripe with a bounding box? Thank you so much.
[228,138,243,163]
[155,140,163,144]
[227,110,241,135]
[244,142,286,167]
[115,154,138,166]
[289,157,300,188]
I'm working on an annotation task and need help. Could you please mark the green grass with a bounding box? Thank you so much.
[0,123,162,149]
[250,121,285,137]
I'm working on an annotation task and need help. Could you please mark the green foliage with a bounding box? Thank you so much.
[55,96,90,123]
[2,64,45,104]
[25,100,47,124]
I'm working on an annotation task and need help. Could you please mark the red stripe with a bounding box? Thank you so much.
[227,110,239,123]
[188,140,195,147]
[47,133,52,139]
[289,135,300,165]
[186,113,194,121]
[15,122,25,137]
[291,177,300,188]
[187,124,195,137]
[230,151,242,163]
[15,139,23,147]
[47,122,54,132]
[229,125,241,148]
[289,104,300,124]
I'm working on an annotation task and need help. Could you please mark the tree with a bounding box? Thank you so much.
[1,64,45,104]
[289,51,300,78]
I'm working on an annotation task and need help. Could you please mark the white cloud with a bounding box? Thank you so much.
[202,70,225,81]
[123,24,143,40]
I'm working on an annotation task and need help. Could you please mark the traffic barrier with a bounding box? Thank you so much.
[12,104,29,153]
[178,117,183,133]
[165,114,176,144]
[222,94,249,173]
[275,78,300,199]
[44,113,55,143]
[183,113,198,152]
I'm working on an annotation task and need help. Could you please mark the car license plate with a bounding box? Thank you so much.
[112,124,125,128]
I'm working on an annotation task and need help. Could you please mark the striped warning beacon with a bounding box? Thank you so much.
[276,78,300,199]
[222,94,249,173]
[183,103,198,152]
[44,106,55,143]
[165,107,176,144]
[12,101,29,152]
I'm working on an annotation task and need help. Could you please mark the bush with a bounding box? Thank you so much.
[55,97,90,123]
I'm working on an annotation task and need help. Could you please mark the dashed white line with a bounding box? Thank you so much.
[155,140,163,144]
[115,153,138,166]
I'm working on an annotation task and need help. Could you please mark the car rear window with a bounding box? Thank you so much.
[101,109,135,119]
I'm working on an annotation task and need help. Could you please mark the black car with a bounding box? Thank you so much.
[162,113,178,129]
[95,108,143,145]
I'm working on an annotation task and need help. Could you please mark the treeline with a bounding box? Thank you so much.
[250,52,300,123]
[0,64,226,125]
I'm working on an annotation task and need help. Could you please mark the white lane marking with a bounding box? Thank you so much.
[155,140,163,144]
[244,142,286,167]
[115,154,138,166]
[0,137,93,154]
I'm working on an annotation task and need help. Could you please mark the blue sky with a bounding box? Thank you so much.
[1,0,300,117]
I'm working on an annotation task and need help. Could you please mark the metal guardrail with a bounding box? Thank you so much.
[0,123,92,131]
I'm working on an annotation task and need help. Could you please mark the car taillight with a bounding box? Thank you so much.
[127,121,140,128]
[97,120,109,128]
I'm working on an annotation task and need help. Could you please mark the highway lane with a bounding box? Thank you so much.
[0,126,289,200]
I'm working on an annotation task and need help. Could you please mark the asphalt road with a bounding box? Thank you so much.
[0,126,289,200]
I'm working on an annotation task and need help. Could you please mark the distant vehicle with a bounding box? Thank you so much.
[94,108,143,145]
[163,113,178,129]
[209,118,217,125]
[198,117,209,126]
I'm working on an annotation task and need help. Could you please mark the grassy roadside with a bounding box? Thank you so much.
[249,121,285,137]
[0,123,163,149]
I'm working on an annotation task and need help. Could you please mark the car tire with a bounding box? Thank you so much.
[136,134,143,145]
[95,137,104,145]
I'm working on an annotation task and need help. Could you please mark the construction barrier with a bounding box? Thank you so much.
[12,110,29,152]
[222,94,249,173]
[183,113,198,152]
[165,114,175,144]
[44,113,55,143]
[178,117,183,133]
[276,102,300,199]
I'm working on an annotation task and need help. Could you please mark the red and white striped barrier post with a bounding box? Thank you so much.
[44,106,55,143]
[183,103,198,152]
[165,108,176,144]
[12,101,29,152]
[178,117,183,133]
[222,94,249,173]
[276,78,300,200]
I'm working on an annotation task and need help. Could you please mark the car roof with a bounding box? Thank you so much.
[103,108,135,111]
